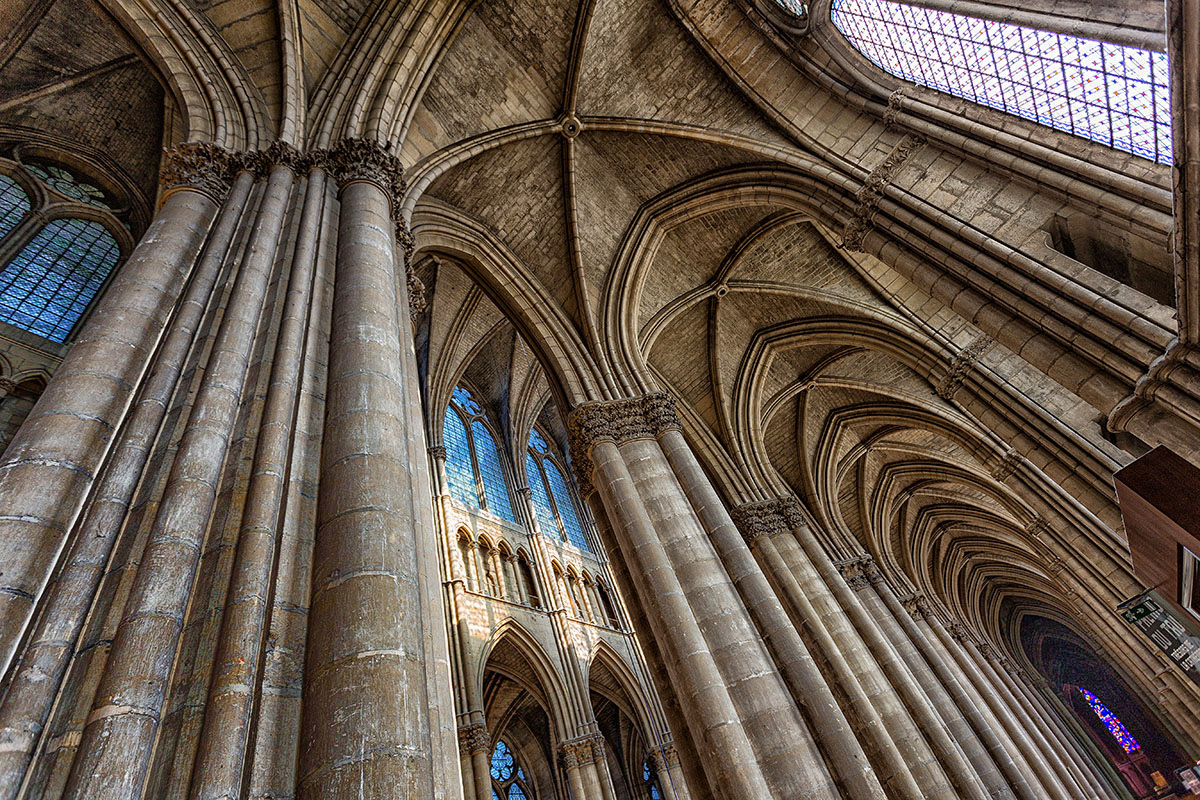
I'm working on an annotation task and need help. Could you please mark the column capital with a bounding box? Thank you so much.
[900,592,930,619]
[328,138,405,204]
[647,742,679,771]
[729,496,805,546]
[835,554,875,591]
[160,142,234,202]
[558,735,597,767]
[457,721,490,755]
[934,334,995,400]
[990,448,1026,482]
[565,392,680,495]
[427,445,447,460]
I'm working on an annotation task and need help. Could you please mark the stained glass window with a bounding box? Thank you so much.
[444,385,518,522]
[24,163,110,208]
[526,452,560,539]
[774,0,808,17]
[545,460,588,552]
[0,175,31,240]
[490,740,533,799]
[473,421,516,522]
[527,429,590,553]
[0,218,120,341]
[443,408,478,509]
[644,760,663,800]
[830,0,1173,163]
[1079,688,1140,753]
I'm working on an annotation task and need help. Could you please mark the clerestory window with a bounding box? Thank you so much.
[526,428,590,553]
[828,0,1172,164]
[443,385,517,522]
[0,162,126,342]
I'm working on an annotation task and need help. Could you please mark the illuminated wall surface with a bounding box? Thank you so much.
[829,0,1172,164]
[1079,687,1141,753]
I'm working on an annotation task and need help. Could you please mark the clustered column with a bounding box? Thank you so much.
[568,392,840,800]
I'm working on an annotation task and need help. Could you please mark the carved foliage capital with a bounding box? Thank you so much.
[160,142,233,201]
[647,742,678,772]
[558,735,598,768]
[841,132,925,252]
[329,138,405,205]
[457,722,490,755]
[900,592,930,619]
[729,497,804,546]
[935,334,995,400]
[566,392,681,496]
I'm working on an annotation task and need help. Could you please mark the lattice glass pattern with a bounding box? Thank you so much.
[490,740,515,781]
[1079,688,1140,752]
[452,384,481,415]
[472,420,516,521]
[507,785,527,800]
[545,460,589,552]
[25,163,110,208]
[774,0,808,17]
[526,452,561,540]
[0,175,31,240]
[830,0,1172,163]
[0,218,119,342]
[443,408,479,510]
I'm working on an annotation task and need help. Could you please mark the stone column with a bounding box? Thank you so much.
[836,556,990,800]
[458,722,492,800]
[721,499,886,800]
[649,744,691,800]
[63,145,297,799]
[752,504,930,799]
[296,138,434,798]
[933,619,1072,798]
[0,160,253,800]
[188,147,320,800]
[568,393,836,800]
[0,142,228,674]
[588,734,620,800]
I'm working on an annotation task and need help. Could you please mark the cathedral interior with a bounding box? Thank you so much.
[0,0,1198,797]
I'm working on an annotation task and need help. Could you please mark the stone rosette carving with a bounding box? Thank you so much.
[935,334,995,400]
[457,722,490,755]
[160,142,233,201]
[566,392,682,496]
[842,132,926,252]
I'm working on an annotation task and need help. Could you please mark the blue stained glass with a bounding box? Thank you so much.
[0,175,31,240]
[507,786,527,800]
[0,218,119,342]
[1079,688,1140,753]
[452,385,481,415]
[493,792,502,800]
[545,460,589,552]
[472,421,516,522]
[24,164,110,208]
[529,428,549,454]
[830,0,1173,163]
[490,740,514,780]
[526,452,560,540]
[443,408,479,509]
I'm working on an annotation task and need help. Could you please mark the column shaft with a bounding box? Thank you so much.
[0,170,252,800]
[188,165,323,799]
[297,158,433,797]
[0,171,222,672]
[63,162,294,799]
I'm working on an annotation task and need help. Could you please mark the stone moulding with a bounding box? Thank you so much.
[935,334,996,400]
[566,392,682,496]
[841,131,926,252]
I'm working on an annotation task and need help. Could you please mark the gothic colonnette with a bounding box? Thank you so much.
[0,0,1196,797]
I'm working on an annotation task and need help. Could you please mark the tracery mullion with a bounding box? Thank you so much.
[539,456,569,541]
[465,411,490,511]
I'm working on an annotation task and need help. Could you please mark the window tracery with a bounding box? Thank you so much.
[830,0,1172,163]
[643,760,663,800]
[490,739,533,799]
[526,427,591,552]
[0,158,128,343]
[442,385,517,522]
